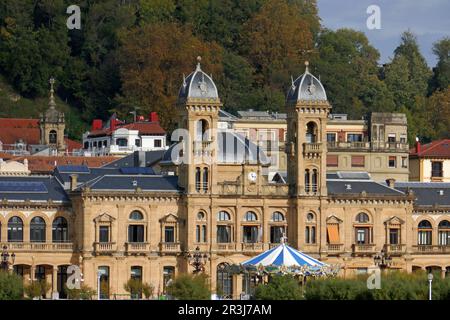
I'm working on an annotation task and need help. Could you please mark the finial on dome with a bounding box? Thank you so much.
[196,56,202,71]
[49,77,56,109]
[290,75,296,90]
[182,73,187,88]
[304,60,310,73]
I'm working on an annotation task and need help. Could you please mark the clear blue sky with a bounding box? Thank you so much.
[317,0,450,67]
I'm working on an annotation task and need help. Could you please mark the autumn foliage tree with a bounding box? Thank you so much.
[116,22,223,130]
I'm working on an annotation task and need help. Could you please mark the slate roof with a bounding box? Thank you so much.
[0,176,69,203]
[394,182,450,207]
[178,61,219,102]
[85,175,180,192]
[87,121,166,138]
[102,150,165,169]
[287,64,327,102]
[327,180,405,196]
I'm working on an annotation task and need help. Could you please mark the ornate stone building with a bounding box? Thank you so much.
[0,60,449,299]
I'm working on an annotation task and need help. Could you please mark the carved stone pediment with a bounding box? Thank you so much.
[94,213,115,223]
[160,213,179,223]
[384,216,405,226]
[326,215,343,224]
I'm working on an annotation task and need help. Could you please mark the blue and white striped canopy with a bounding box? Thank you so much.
[242,243,325,268]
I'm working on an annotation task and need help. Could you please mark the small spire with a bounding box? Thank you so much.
[49,77,56,109]
[304,60,310,73]
[182,73,187,88]
[290,75,296,90]
[196,56,202,71]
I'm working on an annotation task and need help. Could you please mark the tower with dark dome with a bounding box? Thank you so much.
[176,57,222,194]
[286,61,331,197]
[39,77,66,153]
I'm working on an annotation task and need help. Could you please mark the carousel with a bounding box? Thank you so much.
[225,237,340,298]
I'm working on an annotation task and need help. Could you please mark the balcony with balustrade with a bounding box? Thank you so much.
[159,242,181,254]
[241,242,264,253]
[125,242,150,255]
[94,242,117,255]
[383,244,406,255]
[212,243,237,253]
[326,243,344,255]
[352,243,377,255]
[412,245,450,254]
[1,242,74,253]
[303,142,322,155]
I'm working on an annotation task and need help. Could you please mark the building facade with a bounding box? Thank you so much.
[409,139,450,182]
[0,60,449,300]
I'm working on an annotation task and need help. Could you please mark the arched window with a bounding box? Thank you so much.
[306,122,317,143]
[98,266,110,300]
[195,167,201,192]
[356,213,370,223]
[203,168,208,192]
[305,169,310,193]
[49,130,57,144]
[312,169,318,193]
[217,211,230,221]
[306,212,315,222]
[196,119,209,141]
[272,212,284,222]
[418,220,432,245]
[217,211,232,243]
[217,263,233,299]
[30,217,46,242]
[197,212,205,221]
[244,212,257,221]
[52,217,68,242]
[128,211,145,243]
[8,216,23,242]
[438,220,450,246]
[163,266,175,293]
[129,211,144,220]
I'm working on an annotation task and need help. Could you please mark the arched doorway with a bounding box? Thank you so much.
[57,265,69,299]
[216,263,233,299]
[98,266,110,299]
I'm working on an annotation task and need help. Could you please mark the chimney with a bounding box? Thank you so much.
[149,112,159,123]
[415,137,421,154]
[386,178,396,188]
[134,151,146,167]
[70,174,78,191]
[138,115,145,122]
[110,118,119,131]
[92,119,103,131]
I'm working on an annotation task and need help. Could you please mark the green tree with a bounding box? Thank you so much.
[65,284,96,300]
[254,275,304,300]
[139,0,176,24]
[0,271,24,300]
[429,37,450,92]
[166,274,211,300]
[314,28,383,118]
[24,280,50,299]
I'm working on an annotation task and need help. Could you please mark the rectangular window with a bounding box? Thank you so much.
[327,133,337,142]
[355,227,370,244]
[326,224,340,244]
[351,155,365,167]
[154,139,162,148]
[242,226,259,243]
[270,226,285,243]
[431,162,443,177]
[217,225,231,243]
[439,231,450,246]
[135,139,141,147]
[327,155,338,167]
[164,226,175,243]
[388,156,396,168]
[202,225,207,242]
[196,226,201,243]
[418,231,432,245]
[128,225,144,243]
[389,229,399,245]
[400,135,407,144]
[347,134,363,142]
[388,134,396,143]
[99,226,109,243]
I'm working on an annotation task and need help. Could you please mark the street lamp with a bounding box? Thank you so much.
[373,249,392,270]
[187,247,208,274]
[428,273,433,301]
[1,245,15,272]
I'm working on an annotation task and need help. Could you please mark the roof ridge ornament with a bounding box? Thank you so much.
[182,73,187,89]
[304,60,310,73]
[196,55,202,71]
[49,77,56,109]
[291,75,296,91]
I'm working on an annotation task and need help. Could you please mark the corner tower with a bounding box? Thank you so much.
[286,62,331,196]
[176,57,221,194]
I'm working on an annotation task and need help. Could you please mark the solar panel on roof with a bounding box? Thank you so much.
[0,181,48,193]
[57,165,90,173]
[120,167,155,175]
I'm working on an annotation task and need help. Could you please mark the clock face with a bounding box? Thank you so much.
[248,171,257,182]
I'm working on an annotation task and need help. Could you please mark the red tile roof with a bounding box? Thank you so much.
[88,122,166,137]
[8,155,119,173]
[0,118,82,152]
[410,139,450,158]
[0,118,40,145]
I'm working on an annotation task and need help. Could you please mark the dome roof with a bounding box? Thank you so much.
[287,62,327,103]
[161,131,269,166]
[178,57,219,102]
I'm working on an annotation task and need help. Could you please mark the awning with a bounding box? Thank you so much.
[327,224,340,244]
